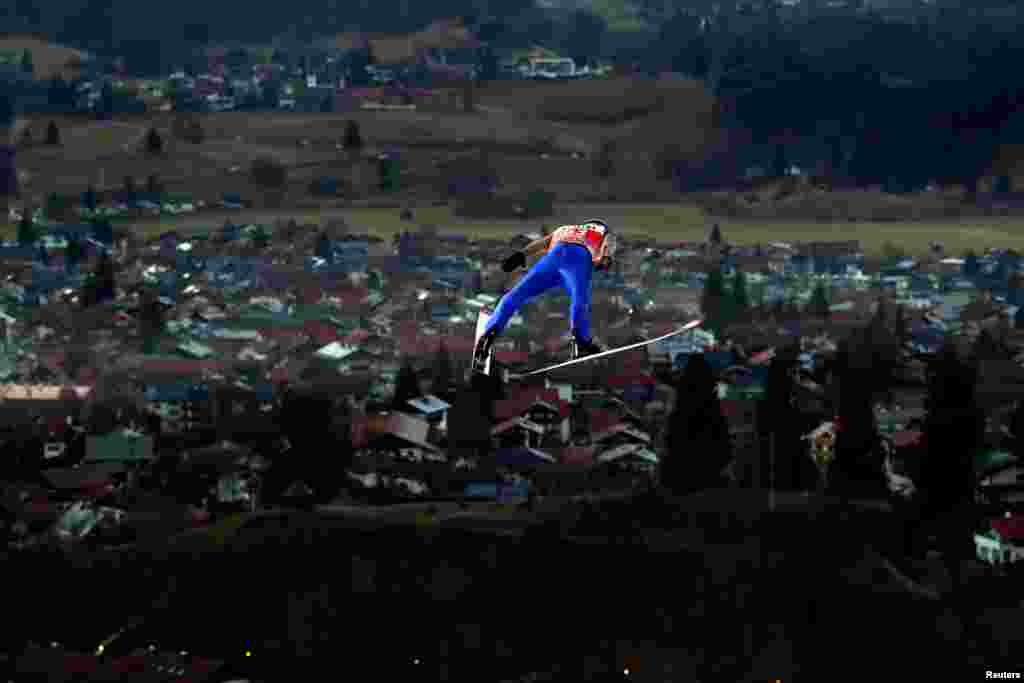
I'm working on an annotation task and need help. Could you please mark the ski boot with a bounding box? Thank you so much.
[472,329,498,376]
[570,332,603,361]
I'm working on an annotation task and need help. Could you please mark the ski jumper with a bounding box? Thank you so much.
[484,223,611,341]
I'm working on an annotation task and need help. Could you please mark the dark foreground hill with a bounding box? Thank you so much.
[4,489,1020,681]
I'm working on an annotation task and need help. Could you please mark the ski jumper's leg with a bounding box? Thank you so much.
[557,243,594,340]
[484,249,561,336]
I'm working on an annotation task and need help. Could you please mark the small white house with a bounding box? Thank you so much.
[974,514,1024,566]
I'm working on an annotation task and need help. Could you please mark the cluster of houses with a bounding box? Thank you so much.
[0,202,1020,566]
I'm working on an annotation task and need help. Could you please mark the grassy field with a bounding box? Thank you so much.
[8,202,1024,257]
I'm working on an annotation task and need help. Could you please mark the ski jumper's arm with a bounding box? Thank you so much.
[507,235,553,285]
[523,235,553,261]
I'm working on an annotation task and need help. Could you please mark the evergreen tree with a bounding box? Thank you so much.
[963,250,980,277]
[367,270,382,291]
[272,389,352,504]
[731,270,750,319]
[91,219,113,246]
[20,49,33,77]
[709,223,723,245]
[392,359,421,409]
[138,287,165,353]
[432,342,453,399]
[45,121,60,146]
[315,231,333,261]
[16,209,38,246]
[65,233,83,273]
[82,185,97,212]
[98,82,115,119]
[46,77,73,112]
[343,120,363,152]
[250,225,269,249]
[94,252,117,302]
[892,304,909,346]
[145,127,163,155]
[759,348,805,490]
[910,343,983,574]
[831,333,887,498]
[808,280,830,319]
[701,266,728,335]
[660,353,732,494]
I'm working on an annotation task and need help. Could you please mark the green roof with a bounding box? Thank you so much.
[976,449,1017,471]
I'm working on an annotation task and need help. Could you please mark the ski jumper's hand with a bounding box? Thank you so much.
[502,252,527,272]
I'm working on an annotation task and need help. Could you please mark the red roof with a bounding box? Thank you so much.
[269,365,291,383]
[719,399,753,421]
[76,366,99,383]
[544,336,566,353]
[296,286,323,305]
[890,430,923,449]
[493,387,567,422]
[185,656,222,677]
[559,446,595,466]
[588,409,621,434]
[992,516,1024,542]
[343,328,371,345]
[398,335,475,355]
[604,373,656,388]
[304,320,340,345]
[351,413,369,449]
[258,327,308,339]
[327,287,368,308]
[494,395,536,422]
[61,654,100,673]
[108,656,147,673]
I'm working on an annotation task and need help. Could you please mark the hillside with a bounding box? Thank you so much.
[478,75,722,164]
[316,18,480,63]
[0,34,91,80]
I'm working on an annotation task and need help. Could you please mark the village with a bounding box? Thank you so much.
[3,7,1024,680]
[0,196,1020,564]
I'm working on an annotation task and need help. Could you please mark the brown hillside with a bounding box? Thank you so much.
[318,18,479,64]
[480,76,723,170]
[0,35,92,80]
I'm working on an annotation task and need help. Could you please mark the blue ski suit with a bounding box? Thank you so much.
[484,240,597,341]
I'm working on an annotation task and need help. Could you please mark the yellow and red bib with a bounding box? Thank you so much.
[548,223,608,264]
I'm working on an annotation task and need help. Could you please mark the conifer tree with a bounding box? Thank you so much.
[660,354,732,494]
[392,359,421,410]
[432,342,453,399]
[16,209,37,246]
[732,270,750,320]
[808,280,830,319]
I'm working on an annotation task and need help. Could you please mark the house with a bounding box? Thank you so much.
[491,416,546,449]
[974,515,1024,566]
[84,429,155,465]
[363,412,438,458]
[595,443,659,472]
[591,423,651,449]
[494,387,571,445]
